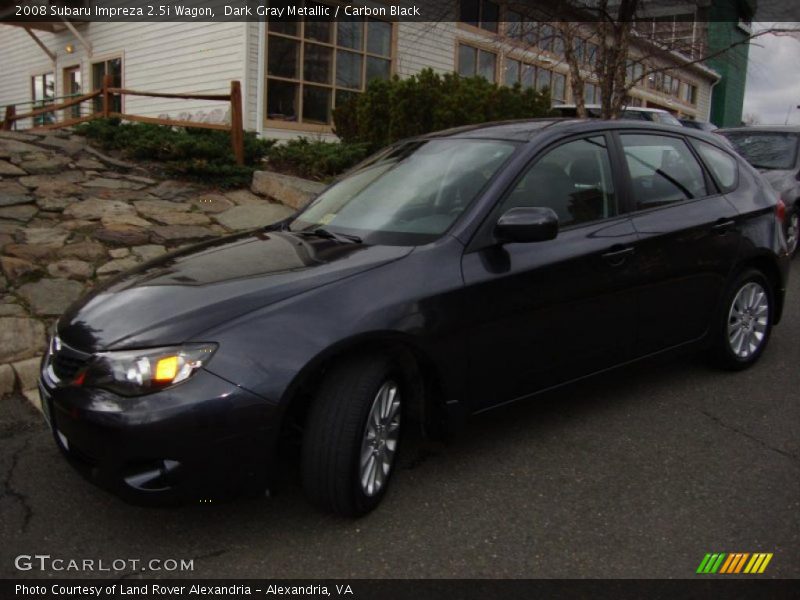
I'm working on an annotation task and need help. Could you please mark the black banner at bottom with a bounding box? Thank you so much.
[3,579,799,600]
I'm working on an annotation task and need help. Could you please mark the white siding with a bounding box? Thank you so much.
[396,22,457,76]
[244,21,261,132]
[0,22,248,129]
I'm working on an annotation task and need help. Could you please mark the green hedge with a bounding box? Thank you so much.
[265,138,370,181]
[333,68,553,150]
[75,119,275,188]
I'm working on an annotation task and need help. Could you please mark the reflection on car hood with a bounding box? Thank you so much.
[59,230,412,352]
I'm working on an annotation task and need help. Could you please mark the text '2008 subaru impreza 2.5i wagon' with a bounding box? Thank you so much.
[40,119,789,516]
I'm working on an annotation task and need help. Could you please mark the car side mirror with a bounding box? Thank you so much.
[494,207,559,244]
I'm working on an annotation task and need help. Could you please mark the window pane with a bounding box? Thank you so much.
[521,64,536,89]
[502,136,617,226]
[302,85,332,124]
[366,56,391,83]
[539,24,553,51]
[304,43,332,84]
[552,72,566,101]
[523,21,538,45]
[506,11,522,39]
[92,62,104,90]
[337,50,363,89]
[621,134,707,209]
[338,20,363,50]
[536,68,551,92]
[268,1,297,36]
[335,89,360,109]
[458,44,476,77]
[268,36,299,78]
[478,49,496,82]
[304,4,332,43]
[367,19,391,56]
[481,0,499,32]
[504,58,520,86]
[695,141,738,191]
[460,0,479,25]
[108,58,122,87]
[267,79,298,121]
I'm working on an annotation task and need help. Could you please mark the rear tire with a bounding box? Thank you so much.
[709,268,773,371]
[301,355,404,517]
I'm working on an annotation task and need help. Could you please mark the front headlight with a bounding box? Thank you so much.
[84,343,217,396]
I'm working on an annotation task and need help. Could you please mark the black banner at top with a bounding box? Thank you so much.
[1,0,799,23]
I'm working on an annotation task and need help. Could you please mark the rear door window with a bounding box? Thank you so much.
[693,140,739,192]
[620,134,708,210]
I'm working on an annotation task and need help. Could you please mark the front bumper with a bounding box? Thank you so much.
[39,366,279,505]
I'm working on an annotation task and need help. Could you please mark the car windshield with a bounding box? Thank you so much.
[722,132,800,170]
[289,139,518,245]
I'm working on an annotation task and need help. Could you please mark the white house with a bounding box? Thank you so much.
[0,1,719,137]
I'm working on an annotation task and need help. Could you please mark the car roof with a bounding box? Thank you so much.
[718,125,800,134]
[421,118,717,143]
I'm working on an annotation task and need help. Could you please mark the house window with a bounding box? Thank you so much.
[91,57,122,114]
[682,82,697,105]
[266,8,393,126]
[458,44,497,82]
[584,82,599,104]
[460,0,499,33]
[31,72,55,126]
[503,58,538,89]
[551,72,566,102]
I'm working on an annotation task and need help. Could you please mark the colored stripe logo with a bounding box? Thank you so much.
[696,552,773,574]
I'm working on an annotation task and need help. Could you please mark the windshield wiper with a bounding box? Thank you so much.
[297,228,362,244]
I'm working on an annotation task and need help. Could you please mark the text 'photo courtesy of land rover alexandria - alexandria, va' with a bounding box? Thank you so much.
[40,119,789,517]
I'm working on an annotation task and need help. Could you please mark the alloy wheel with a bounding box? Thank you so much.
[727,282,769,359]
[359,380,401,497]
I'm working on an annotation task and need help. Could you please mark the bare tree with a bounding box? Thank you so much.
[463,0,799,119]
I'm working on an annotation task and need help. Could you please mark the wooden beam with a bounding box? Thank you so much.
[230,80,245,166]
[29,114,100,131]
[102,73,112,118]
[60,18,92,56]
[24,27,56,62]
[11,90,100,121]
[108,88,231,102]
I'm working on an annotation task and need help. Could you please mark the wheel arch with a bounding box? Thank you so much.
[277,332,453,441]
[733,253,786,324]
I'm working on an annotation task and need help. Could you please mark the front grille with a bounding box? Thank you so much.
[47,336,92,383]
[52,353,89,381]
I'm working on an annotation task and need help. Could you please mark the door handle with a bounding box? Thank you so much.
[602,246,635,266]
[712,219,736,234]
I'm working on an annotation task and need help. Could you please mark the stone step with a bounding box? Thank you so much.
[252,170,326,211]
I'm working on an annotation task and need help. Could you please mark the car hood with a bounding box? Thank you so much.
[58,230,412,352]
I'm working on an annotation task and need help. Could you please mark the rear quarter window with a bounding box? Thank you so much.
[693,140,739,192]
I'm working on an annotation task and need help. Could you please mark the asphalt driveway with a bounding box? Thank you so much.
[1,263,798,580]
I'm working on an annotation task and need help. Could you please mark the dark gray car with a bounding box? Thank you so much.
[719,127,800,255]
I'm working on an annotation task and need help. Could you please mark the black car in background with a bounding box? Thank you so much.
[679,119,718,132]
[40,120,789,516]
[719,127,800,256]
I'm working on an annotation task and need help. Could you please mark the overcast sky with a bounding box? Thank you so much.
[743,24,800,125]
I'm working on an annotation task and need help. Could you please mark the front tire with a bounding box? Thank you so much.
[710,268,773,370]
[301,355,403,516]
